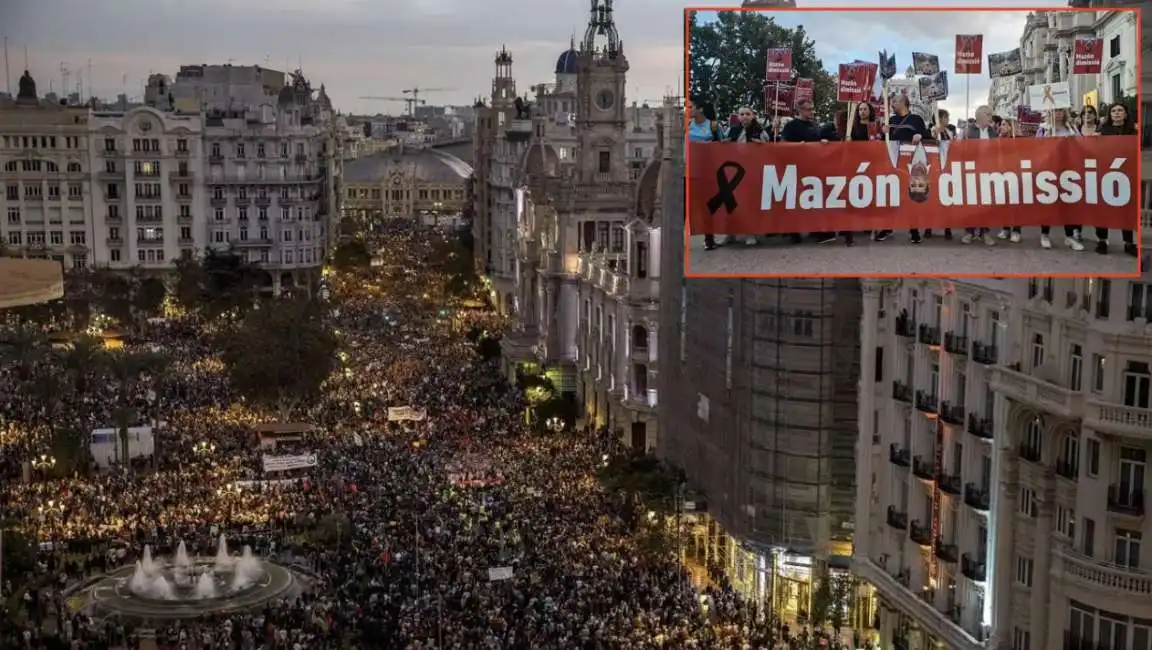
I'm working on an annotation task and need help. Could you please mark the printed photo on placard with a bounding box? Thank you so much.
[685,7,1141,277]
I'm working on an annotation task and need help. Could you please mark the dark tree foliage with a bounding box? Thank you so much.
[0,524,36,583]
[332,240,372,269]
[598,453,681,514]
[689,10,837,122]
[219,296,338,420]
[135,276,168,316]
[104,349,170,467]
[174,251,261,317]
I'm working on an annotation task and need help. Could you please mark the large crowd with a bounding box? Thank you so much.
[0,224,859,649]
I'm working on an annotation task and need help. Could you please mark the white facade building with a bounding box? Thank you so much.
[1095,10,1140,105]
[87,107,207,269]
[856,277,1152,650]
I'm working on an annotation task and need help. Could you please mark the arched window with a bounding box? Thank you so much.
[67,162,82,173]
[44,161,58,173]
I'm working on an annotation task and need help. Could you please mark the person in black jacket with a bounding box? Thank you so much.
[880,94,929,244]
[1094,103,1138,256]
[781,99,835,244]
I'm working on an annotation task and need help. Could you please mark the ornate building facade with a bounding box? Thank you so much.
[342,146,471,224]
[856,277,1152,650]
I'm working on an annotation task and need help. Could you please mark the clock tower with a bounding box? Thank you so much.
[576,0,628,184]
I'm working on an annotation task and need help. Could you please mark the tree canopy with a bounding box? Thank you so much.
[174,250,262,317]
[688,11,837,123]
[219,296,338,420]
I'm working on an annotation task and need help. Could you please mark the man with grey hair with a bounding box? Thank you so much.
[965,106,997,140]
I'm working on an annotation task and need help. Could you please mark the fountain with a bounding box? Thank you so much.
[89,533,300,620]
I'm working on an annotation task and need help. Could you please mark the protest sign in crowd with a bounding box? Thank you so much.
[0,223,858,649]
[690,29,1140,254]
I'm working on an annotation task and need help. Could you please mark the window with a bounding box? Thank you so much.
[68,183,82,199]
[282,229,293,242]
[236,143,246,158]
[1056,505,1076,539]
[6,232,21,245]
[180,227,191,241]
[239,229,248,241]
[213,231,226,243]
[210,143,221,157]
[6,207,19,224]
[258,208,268,221]
[48,231,62,245]
[238,208,248,221]
[1095,279,1110,318]
[1012,627,1030,650]
[1086,438,1100,476]
[1024,417,1042,456]
[1129,283,1152,321]
[71,254,86,269]
[1031,333,1045,370]
[214,209,224,222]
[257,143,265,158]
[1060,434,1079,475]
[1092,354,1106,393]
[598,151,610,174]
[109,227,120,240]
[1014,555,1034,587]
[176,139,188,153]
[1123,361,1151,409]
[875,347,884,382]
[1069,344,1083,391]
[110,249,121,262]
[793,313,815,337]
[5,185,16,201]
[69,231,85,245]
[281,207,291,220]
[1019,486,1037,517]
[1115,529,1142,569]
[104,138,116,152]
[137,250,146,262]
[1083,518,1096,556]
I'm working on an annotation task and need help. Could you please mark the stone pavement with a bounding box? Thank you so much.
[686,227,1140,276]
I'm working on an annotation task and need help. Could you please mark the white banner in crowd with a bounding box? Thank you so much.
[261,453,318,473]
[1026,81,1071,110]
[234,479,299,489]
[487,566,514,582]
[388,406,427,422]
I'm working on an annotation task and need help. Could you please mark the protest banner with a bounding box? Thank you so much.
[886,79,930,121]
[488,567,514,582]
[687,136,1139,234]
[987,48,1022,78]
[1073,38,1103,74]
[794,78,814,105]
[387,406,427,421]
[262,453,318,473]
[1027,82,1071,110]
[837,62,878,103]
[765,48,793,81]
[765,84,795,117]
[1016,106,1044,136]
[954,35,983,74]
[912,52,940,76]
[918,72,949,102]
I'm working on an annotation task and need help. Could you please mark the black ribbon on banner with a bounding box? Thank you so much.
[705,162,746,215]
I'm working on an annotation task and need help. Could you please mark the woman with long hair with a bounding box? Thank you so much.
[996,118,1022,243]
[689,100,726,251]
[846,101,881,245]
[1079,104,1099,136]
[1095,103,1138,256]
[1036,108,1084,252]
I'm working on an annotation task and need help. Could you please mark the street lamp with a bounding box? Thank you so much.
[31,454,56,471]
[545,417,564,433]
[193,441,216,455]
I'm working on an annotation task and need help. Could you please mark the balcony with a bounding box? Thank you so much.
[1083,400,1152,441]
[1055,458,1078,481]
[209,197,227,208]
[1107,485,1145,516]
[136,213,163,224]
[174,148,191,158]
[235,197,251,207]
[889,444,911,468]
[940,401,965,425]
[967,413,994,440]
[208,153,224,164]
[168,170,194,182]
[106,237,123,246]
[910,520,932,546]
[174,193,193,203]
[990,366,1084,418]
[915,390,939,414]
[1056,546,1152,599]
[176,212,193,223]
[964,483,990,511]
[134,193,163,203]
[912,456,935,480]
[943,332,969,355]
[1019,443,1042,464]
[972,342,997,365]
[895,315,916,338]
[136,237,163,244]
[99,148,119,157]
[886,505,908,530]
[938,473,962,495]
[892,380,913,403]
[104,213,121,223]
[918,323,941,346]
[256,197,272,207]
[961,553,986,582]
[97,170,124,181]
[935,538,959,563]
[294,154,308,164]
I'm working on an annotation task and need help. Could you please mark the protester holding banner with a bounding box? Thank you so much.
[690,101,726,251]
[1096,103,1139,256]
[881,94,930,245]
[994,118,1024,243]
[1035,108,1085,252]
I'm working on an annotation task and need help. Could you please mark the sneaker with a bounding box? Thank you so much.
[910,234,923,245]
[1074,229,1083,242]
[1040,234,1052,249]
[924,229,934,238]
[1066,236,1085,251]
[1010,231,1021,243]
[745,237,758,246]
[816,235,837,244]
[873,231,890,242]
[961,233,974,244]
[997,229,1010,240]
[983,234,996,246]
[845,238,856,247]
[704,241,718,251]
[1096,240,1108,255]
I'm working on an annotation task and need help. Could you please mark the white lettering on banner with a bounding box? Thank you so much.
[261,453,318,473]
[234,479,299,489]
[488,566,514,581]
[759,158,1131,210]
[387,406,427,422]
[761,163,900,210]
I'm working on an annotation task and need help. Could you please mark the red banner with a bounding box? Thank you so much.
[838,62,878,103]
[687,137,1139,234]
[955,35,983,74]
[795,78,814,105]
[1073,38,1103,74]
[765,83,795,117]
[1016,106,1044,136]
[766,48,793,82]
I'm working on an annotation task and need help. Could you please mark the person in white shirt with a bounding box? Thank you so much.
[1035,108,1084,251]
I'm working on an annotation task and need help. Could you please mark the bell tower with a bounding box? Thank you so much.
[491,45,516,126]
[576,0,628,183]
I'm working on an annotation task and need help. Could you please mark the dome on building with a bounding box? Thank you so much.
[555,48,579,75]
[277,84,297,107]
[343,147,473,184]
[519,142,561,180]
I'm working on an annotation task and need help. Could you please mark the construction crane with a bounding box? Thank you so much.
[401,87,457,110]
[359,95,426,116]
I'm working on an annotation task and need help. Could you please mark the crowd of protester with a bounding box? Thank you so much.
[691,96,1140,255]
[0,223,862,649]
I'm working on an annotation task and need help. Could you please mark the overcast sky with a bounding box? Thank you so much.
[695,4,1077,119]
[5,0,1070,117]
